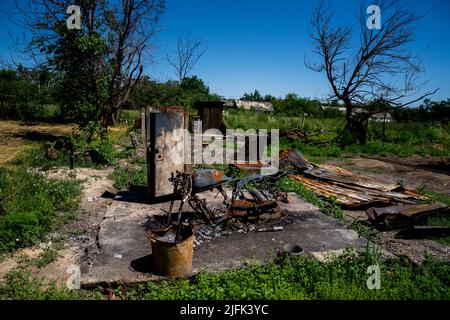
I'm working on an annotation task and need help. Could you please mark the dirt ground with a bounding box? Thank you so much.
[327,156,450,263]
[0,120,128,166]
[325,156,450,195]
[0,120,76,165]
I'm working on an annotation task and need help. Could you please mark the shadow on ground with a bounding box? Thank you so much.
[130,254,153,274]
[102,186,178,204]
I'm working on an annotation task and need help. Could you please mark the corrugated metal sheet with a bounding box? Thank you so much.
[289,173,428,208]
[280,149,429,208]
[366,203,449,229]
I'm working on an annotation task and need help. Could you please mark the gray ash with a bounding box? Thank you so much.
[144,210,293,250]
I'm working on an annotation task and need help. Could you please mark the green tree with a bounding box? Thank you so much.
[0,66,56,120]
[241,89,264,101]
[131,75,219,111]
[15,0,165,139]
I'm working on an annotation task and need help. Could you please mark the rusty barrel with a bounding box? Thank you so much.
[148,224,194,277]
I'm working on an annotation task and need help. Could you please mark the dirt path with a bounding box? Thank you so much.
[325,156,450,195]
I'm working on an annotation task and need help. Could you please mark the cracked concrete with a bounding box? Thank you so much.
[80,192,366,286]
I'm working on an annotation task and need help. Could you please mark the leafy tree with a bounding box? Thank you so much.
[14,0,165,139]
[131,76,180,109]
[272,93,321,117]
[130,75,219,111]
[0,66,56,120]
[241,89,264,101]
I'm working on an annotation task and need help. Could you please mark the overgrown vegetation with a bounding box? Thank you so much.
[224,108,450,162]
[121,251,450,300]
[32,246,60,268]
[0,167,82,252]
[0,268,102,300]
[1,250,448,300]
[278,177,344,221]
[110,165,147,190]
[425,193,450,245]
[10,132,133,170]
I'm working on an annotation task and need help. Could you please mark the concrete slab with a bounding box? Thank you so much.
[80,199,167,286]
[80,192,366,287]
[193,195,365,272]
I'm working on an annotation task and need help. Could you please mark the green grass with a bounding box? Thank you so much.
[0,268,103,300]
[224,109,450,160]
[0,167,82,252]
[426,192,450,206]
[11,136,119,170]
[10,125,139,170]
[417,191,450,245]
[223,109,345,132]
[33,246,59,268]
[124,251,449,300]
[278,177,344,221]
[2,250,448,300]
[110,165,147,190]
[118,109,141,125]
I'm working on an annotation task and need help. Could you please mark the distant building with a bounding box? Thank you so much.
[320,105,346,113]
[225,100,274,112]
[320,105,392,122]
[368,112,393,122]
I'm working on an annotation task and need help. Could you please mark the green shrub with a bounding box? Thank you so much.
[110,165,147,190]
[33,246,59,268]
[118,109,141,125]
[1,251,448,300]
[278,177,344,220]
[12,135,120,170]
[0,167,82,252]
[125,252,450,300]
[0,268,102,300]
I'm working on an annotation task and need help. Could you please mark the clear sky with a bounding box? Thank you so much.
[1,0,450,103]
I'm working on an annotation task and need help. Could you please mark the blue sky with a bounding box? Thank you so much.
[1,0,450,102]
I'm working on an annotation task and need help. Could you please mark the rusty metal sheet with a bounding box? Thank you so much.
[303,167,399,191]
[289,172,428,208]
[366,203,448,220]
[365,203,449,229]
[279,149,314,172]
[317,164,353,175]
[192,169,232,191]
[395,226,450,239]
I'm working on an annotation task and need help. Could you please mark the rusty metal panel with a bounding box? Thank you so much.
[146,106,188,199]
[282,149,430,208]
[279,149,314,172]
[365,203,449,229]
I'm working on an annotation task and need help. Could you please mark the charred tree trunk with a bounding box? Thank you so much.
[338,103,368,146]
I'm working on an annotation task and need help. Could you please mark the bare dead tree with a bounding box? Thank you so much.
[167,33,207,83]
[102,0,165,126]
[306,0,438,145]
[9,0,165,133]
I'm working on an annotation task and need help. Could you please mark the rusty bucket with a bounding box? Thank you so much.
[148,224,194,277]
